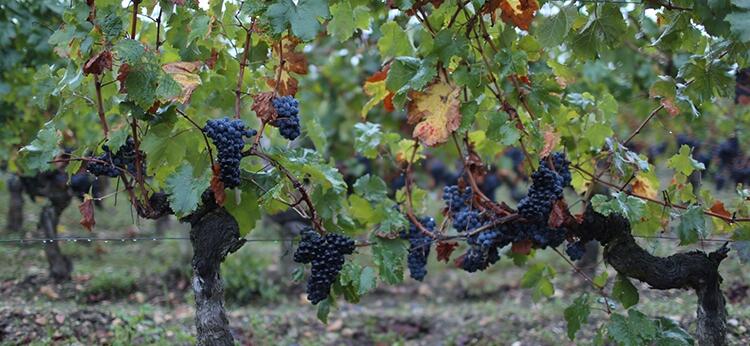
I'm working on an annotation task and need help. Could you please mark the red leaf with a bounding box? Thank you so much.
[210,164,226,206]
[116,63,130,93]
[436,241,459,262]
[709,201,731,219]
[78,196,96,231]
[511,240,532,255]
[83,50,113,76]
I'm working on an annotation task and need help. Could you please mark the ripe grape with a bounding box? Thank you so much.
[272,96,301,140]
[69,173,93,198]
[401,217,435,281]
[204,117,257,188]
[443,185,472,212]
[86,137,145,178]
[517,164,563,223]
[565,241,586,261]
[293,229,356,304]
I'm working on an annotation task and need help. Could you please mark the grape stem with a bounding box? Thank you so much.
[93,75,109,137]
[242,147,326,234]
[235,19,254,120]
[176,109,214,167]
[403,141,435,238]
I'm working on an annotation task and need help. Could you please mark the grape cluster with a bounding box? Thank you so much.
[565,241,586,261]
[204,117,257,188]
[517,164,563,223]
[293,229,356,304]
[87,137,145,178]
[272,96,301,140]
[542,152,572,187]
[69,173,93,198]
[443,185,472,212]
[460,245,500,273]
[401,217,435,281]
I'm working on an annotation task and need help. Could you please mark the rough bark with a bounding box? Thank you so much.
[575,210,729,346]
[36,173,73,282]
[184,200,245,346]
[6,174,24,233]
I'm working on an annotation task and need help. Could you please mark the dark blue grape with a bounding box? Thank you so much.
[517,163,563,223]
[86,137,145,178]
[443,185,472,212]
[272,96,301,140]
[204,117,257,188]
[401,217,435,281]
[294,228,356,304]
[565,241,586,261]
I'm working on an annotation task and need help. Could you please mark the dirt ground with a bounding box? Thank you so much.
[1,188,750,345]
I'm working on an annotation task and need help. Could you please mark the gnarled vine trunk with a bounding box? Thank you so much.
[37,174,73,282]
[576,210,729,346]
[184,203,245,346]
[6,174,24,233]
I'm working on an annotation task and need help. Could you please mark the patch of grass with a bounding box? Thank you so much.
[80,270,137,301]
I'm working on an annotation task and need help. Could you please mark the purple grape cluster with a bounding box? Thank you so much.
[272,96,301,140]
[87,137,145,178]
[401,217,435,281]
[204,117,257,188]
[517,153,570,223]
[294,229,356,304]
[443,185,472,212]
[565,241,586,261]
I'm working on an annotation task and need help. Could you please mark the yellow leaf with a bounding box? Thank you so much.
[407,82,461,147]
[631,175,657,199]
[162,62,202,104]
[362,80,388,119]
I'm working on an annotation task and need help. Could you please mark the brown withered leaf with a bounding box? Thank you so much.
[709,200,731,219]
[436,241,459,262]
[499,0,539,30]
[79,195,96,231]
[116,63,130,93]
[539,126,560,158]
[206,49,219,69]
[210,164,226,206]
[252,92,278,123]
[162,61,202,104]
[83,50,113,76]
[266,38,308,96]
[511,239,532,255]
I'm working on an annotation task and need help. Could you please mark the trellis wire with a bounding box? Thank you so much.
[0,236,298,244]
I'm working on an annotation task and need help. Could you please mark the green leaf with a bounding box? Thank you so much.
[187,15,211,44]
[590,192,646,223]
[155,73,182,101]
[487,118,521,146]
[520,263,555,301]
[358,266,377,295]
[676,204,707,245]
[316,298,331,323]
[114,39,145,64]
[266,0,330,41]
[19,121,61,172]
[430,29,468,63]
[678,58,733,102]
[353,122,383,159]
[607,309,658,346]
[667,144,706,176]
[378,21,412,57]
[564,293,591,340]
[165,162,211,217]
[328,1,368,41]
[570,4,627,59]
[726,10,750,42]
[536,7,571,47]
[613,274,639,309]
[372,238,408,285]
[224,183,261,237]
[98,9,123,42]
[353,174,388,203]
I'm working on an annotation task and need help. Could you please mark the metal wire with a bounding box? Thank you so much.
[0,236,299,244]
